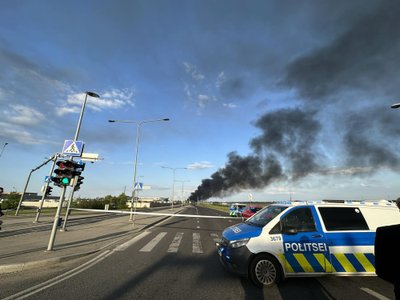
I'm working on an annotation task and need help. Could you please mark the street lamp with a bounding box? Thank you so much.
[162,166,187,210]
[175,180,190,206]
[75,92,100,141]
[109,118,170,221]
[391,103,400,109]
[47,91,100,250]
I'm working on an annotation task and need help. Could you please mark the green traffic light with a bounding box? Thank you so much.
[61,177,70,185]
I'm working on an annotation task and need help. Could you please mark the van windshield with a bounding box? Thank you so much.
[245,205,287,227]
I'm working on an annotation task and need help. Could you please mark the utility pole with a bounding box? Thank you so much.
[34,153,59,223]
[15,156,55,216]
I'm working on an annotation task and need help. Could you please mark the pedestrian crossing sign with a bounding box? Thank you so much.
[134,182,143,190]
[62,140,84,156]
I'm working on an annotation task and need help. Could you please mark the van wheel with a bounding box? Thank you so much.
[249,254,282,287]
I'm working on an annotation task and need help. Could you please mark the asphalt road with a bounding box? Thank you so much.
[0,206,396,300]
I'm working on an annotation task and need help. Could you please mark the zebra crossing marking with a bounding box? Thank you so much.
[210,233,220,243]
[114,231,151,251]
[193,233,203,253]
[136,232,220,254]
[140,232,167,252]
[168,232,184,253]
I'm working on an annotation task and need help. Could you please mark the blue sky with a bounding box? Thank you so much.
[1,0,400,202]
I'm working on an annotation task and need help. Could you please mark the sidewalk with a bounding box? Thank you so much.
[0,207,183,274]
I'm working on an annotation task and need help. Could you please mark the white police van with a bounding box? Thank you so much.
[216,200,400,287]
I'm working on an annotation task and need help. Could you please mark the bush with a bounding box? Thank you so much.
[1,192,20,209]
[72,193,128,210]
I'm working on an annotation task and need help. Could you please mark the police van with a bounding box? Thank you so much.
[216,200,400,287]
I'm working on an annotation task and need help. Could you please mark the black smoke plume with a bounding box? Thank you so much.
[190,2,400,201]
[189,108,322,201]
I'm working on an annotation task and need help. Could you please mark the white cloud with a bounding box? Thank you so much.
[6,104,45,125]
[55,106,80,116]
[216,72,226,89]
[58,89,135,116]
[183,62,205,81]
[197,94,217,108]
[187,161,214,170]
[223,102,237,109]
[183,62,231,111]
[0,121,51,145]
[323,166,372,176]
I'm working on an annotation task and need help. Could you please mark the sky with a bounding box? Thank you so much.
[1,0,400,202]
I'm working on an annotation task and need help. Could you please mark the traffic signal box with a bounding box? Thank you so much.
[74,175,84,191]
[51,160,85,188]
[45,186,53,196]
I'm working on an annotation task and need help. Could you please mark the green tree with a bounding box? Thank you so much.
[1,192,20,209]
[115,193,128,209]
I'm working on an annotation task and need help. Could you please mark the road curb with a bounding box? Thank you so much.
[0,208,185,274]
[0,249,100,274]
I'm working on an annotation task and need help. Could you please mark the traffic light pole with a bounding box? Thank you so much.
[47,185,67,251]
[60,176,78,231]
[58,92,96,229]
[15,169,34,216]
[15,156,55,216]
[34,154,59,223]
[46,92,99,250]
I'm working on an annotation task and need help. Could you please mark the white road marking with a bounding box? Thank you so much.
[114,231,151,251]
[168,232,184,253]
[3,250,113,300]
[140,232,167,252]
[210,233,220,242]
[360,288,391,300]
[193,233,203,253]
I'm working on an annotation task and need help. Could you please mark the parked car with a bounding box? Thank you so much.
[229,203,247,217]
[241,205,263,220]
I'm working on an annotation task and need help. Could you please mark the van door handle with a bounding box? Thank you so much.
[312,234,323,238]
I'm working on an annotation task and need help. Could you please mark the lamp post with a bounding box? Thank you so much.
[175,180,190,206]
[61,91,100,231]
[162,166,187,210]
[109,118,170,221]
[48,91,100,250]
[75,92,100,141]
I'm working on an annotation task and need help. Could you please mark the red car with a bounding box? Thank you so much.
[240,205,263,220]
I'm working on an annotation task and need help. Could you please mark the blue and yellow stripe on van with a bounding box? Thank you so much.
[279,252,375,273]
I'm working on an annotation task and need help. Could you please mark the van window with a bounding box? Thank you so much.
[318,207,369,231]
[246,205,287,227]
[273,207,316,233]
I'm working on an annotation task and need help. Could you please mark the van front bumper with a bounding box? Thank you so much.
[216,241,252,277]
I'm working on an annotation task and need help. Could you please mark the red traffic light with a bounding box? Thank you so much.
[52,160,86,187]
[56,160,75,170]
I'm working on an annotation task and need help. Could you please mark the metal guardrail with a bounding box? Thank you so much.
[70,208,238,219]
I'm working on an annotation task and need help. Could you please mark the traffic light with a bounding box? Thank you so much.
[45,186,53,196]
[51,160,85,187]
[74,176,84,191]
